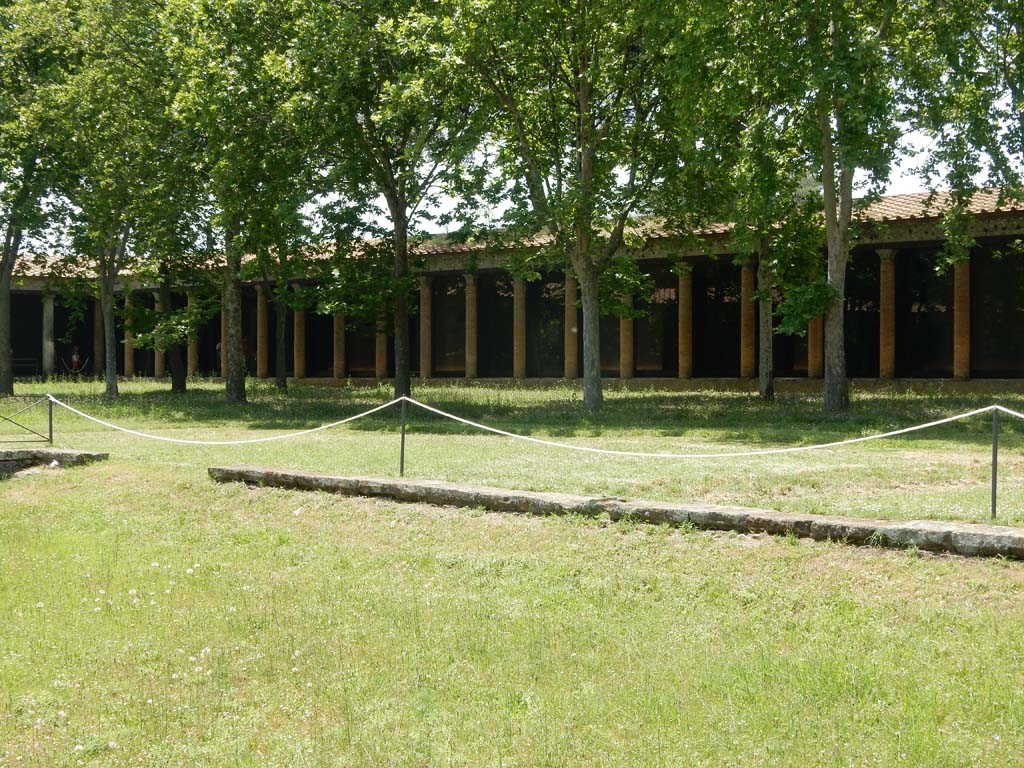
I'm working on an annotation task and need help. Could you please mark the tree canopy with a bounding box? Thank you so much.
[0,0,1019,410]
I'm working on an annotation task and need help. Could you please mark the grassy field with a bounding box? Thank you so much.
[3,380,1024,766]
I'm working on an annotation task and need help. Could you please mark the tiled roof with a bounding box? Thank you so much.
[13,189,1024,278]
[857,189,1024,222]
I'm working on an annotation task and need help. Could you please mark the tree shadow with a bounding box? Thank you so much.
[41,383,1024,450]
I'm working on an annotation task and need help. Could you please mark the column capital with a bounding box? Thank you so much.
[877,248,897,262]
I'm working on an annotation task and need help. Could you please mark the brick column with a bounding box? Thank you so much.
[465,273,478,379]
[153,292,166,378]
[678,270,693,378]
[740,260,756,378]
[375,319,387,380]
[93,297,104,377]
[807,316,824,378]
[41,292,54,378]
[186,292,199,377]
[619,295,634,379]
[124,292,135,378]
[293,306,307,380]
[419,276,432,378]
[878,249,896,379]
[256,285,269,379]
[953,259,970,379]
[219,306,227,377]
[513,277,526,379]
[333,313,346,379]
[564,274,578,379]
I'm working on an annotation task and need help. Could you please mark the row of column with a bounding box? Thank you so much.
[62,254,974,381]
[407,270,750,381]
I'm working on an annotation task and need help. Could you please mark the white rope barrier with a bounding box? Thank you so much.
[402,397,1020,459]
[43,392,1022,458]
[45,394,402,446]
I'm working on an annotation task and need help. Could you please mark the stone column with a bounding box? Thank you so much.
[93,297,104,377]
[293,306,307,380]
[807,316,824,378]
[619,294,634,379]
[513,277,526,379]
[124,292,135,378]
[465,273,478,379]
[42,292,54,379]
[878,249,896,379]
[740,260,756,378]
[564,274,578,379]
[333,313,346,379]
[256,285,269,379]
[153,292,166,378]
[187,292,199,377]
[419,276,432,379]
[954,258,971,379]
[219,306,227,377]
[375,319,388,380]
[678,270,693,379]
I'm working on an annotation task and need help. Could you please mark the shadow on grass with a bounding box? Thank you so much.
[22,381,1024,450]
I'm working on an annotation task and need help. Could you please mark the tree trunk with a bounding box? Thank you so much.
[0,267,13,396]
[223,222,247,403]
[392,215,411,398]
[158,280,186,393]
[576,262,603,411]
[0,156,37,395]
[823,269,848,411]
[274,288,288,392]
[757,253,774,401]
[99,275,119,398]
[819,96,852,413]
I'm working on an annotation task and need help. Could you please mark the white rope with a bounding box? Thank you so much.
[45,394,401,446]
[996,404,1024,420]
[402,397,1011,459]
[43,392,1022,458]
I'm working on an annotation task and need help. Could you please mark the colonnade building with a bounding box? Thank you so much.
[9,191,1024,387]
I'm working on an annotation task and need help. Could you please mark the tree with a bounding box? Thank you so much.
[708,3,827,400]
[451,0,713,410]
[906,0,1022,259]
[50,0,178,397]
[0,0,72,394]
[295,0,486,398]
[740,0,911,412]
[167,0,308,403]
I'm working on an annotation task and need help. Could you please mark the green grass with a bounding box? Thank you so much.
[5,378,1024,525]
[3,380,1024,766]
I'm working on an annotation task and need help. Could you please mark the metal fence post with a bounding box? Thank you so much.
[992,407,1000,520]
[48,397,53,444]
[399,398,407,477]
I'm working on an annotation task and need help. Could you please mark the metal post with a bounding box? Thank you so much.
[399,398,407,477]
[48,398,53,444]
[992,407,1000,520]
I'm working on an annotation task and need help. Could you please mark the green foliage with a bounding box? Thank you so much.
[129,292,219,353]
[774,281,837,337]
[598,257,654,319]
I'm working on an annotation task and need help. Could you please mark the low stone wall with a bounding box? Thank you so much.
[208,465,1024,560]
[0,448,108,476]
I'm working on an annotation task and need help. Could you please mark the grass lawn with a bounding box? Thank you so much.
[2,380,1024,765]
